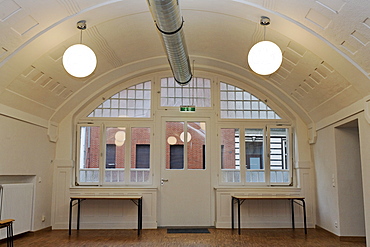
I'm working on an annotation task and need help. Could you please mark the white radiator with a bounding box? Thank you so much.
[0,183,34,239]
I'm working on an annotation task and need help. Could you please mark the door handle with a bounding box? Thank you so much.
[161,178,169,185]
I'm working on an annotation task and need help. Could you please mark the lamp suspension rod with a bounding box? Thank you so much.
[77,20,87,44]
[260,16,270,41]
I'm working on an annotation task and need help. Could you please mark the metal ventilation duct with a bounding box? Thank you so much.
[148,0,192,85]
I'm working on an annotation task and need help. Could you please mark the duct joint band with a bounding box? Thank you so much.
[174,73,192,85]
[155,18,184,35]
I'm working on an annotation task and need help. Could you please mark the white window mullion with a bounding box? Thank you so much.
[239,128,246,185]
[125,124,131,184]
[100,123,106,186]
[265,126,271,186]
[184,121,188,170]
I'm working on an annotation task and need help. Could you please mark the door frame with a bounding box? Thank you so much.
[158,117,214,227]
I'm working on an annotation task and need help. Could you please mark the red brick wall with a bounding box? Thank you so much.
[84,127,150,169]
[221,128,237,169]
[83,125,237,170]
[85,126,100,168]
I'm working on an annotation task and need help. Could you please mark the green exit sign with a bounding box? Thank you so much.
[180,105,196,112]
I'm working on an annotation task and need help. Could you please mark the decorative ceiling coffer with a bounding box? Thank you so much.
[147,0,192,85]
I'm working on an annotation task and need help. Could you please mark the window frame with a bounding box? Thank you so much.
[76,121,153,186]
[218,123,293,186]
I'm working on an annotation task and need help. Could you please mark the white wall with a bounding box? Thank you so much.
[335,123,365,236]
[0,114,55,232]
[50,72,316,231]
[314,125,340,234]
[358,112,370,246]
[314,109,369,242]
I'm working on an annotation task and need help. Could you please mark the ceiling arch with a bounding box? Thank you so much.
[0,0,369,127]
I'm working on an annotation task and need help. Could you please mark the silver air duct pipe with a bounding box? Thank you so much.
[147,0,192,85]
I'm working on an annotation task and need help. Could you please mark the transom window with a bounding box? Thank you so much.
[161,77,211,107]
[88,81,151,118]
[220,82,281,119]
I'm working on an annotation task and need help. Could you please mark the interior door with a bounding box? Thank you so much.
[159,119,211,227]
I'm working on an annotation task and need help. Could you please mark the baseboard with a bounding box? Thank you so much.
[32,226,52,232]
[339,236,366,243]
[315,225,366,243]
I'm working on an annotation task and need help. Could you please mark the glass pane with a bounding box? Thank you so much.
[220,128,240,183]
[104,127,125,183]
[160,77,211,107]
[219,82,281,119]
[79,126,100,183]
[88,81,151,118]
[131,127,151,183]
[270,128,289,171]
[245,128,265,183]
[187,122,206,169]
[166,122,184,169]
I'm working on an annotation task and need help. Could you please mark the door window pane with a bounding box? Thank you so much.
[220,128,240,182]
[79,126,100,183]
[170,145,184,169]
[187,122,206,170]
[166,122,184,169]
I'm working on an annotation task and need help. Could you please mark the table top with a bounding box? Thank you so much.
[70,195,142,200]
[232,195,304,200]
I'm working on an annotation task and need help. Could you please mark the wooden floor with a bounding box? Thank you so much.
[1,228,366,247]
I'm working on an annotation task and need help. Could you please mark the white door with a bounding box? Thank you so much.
[159,119,211,227]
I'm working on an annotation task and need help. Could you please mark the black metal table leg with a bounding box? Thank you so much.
[6,222,13,247]
[237,198,241,235]
[291,199,295,229]
[77,199,81,230]
[138,198,142,235]
[69,199,73,235]
[231,197,235,230]
[292,198,307,234]
[301,199,307,234]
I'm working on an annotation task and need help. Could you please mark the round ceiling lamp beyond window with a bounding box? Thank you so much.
[180,132,192,142]
[167,136,177,145]
[247,16,282,76]
[62,20,97,78]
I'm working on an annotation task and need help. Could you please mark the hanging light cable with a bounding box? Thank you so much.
[62,20,97,78]
[247,16,282,76]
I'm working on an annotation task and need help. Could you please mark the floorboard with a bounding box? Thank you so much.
[1,228,366,247]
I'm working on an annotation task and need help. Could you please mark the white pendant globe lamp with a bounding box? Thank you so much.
[248,17,282,76]
[63,20,97,78]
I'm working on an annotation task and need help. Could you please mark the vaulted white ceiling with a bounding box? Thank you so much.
[0,0,369,126]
